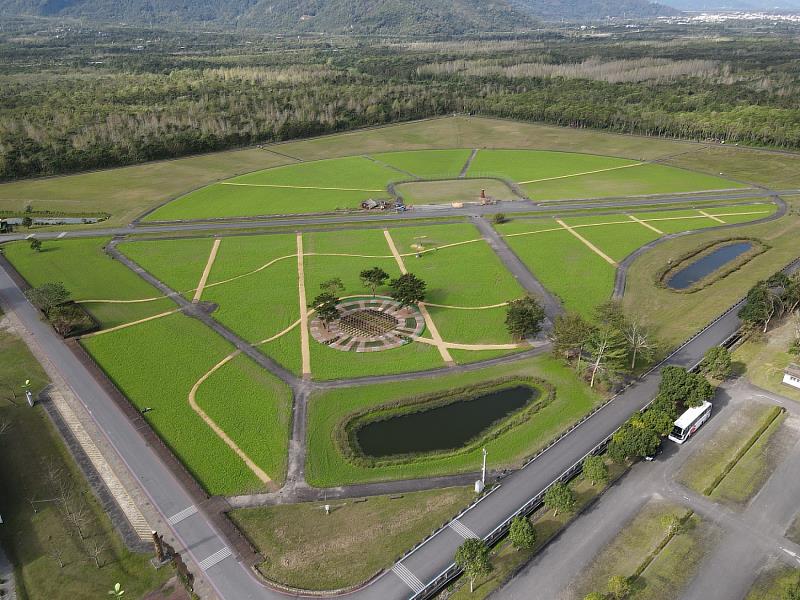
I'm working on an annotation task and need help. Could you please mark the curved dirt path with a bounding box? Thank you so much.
[80,308,181,337]
[188,350,272,485]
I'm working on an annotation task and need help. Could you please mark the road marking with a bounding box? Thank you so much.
[627,214,663,234]
[296,234,311,377]
[517,162,645,185]
[189,351,272,484]
[555,219,618,266]
[383,229,454,365]
[698,209,725,223]
[392,562,425,593]
[25,234,35,240]
[221,182,384,192]
[57,232,67,239]
[198,546,232,571]
[167,505,198,525]
[449,519,479,539]
[193,238,221,304]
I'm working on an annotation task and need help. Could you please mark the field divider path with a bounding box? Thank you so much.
[556,218,618,266]
[698,209,726,223]
[459,149,478,178]
[627,213,664,235]
[517,161,645,185]
[192,238,221,303]
[80,308,182,338]
[473,216,563,324]
[221,182,384,192]
[383,229,454,365]
[296,233,312,378]
[189,350,272,485]
[363,155,420,180]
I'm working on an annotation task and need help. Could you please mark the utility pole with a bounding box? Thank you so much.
[481,448,487,485]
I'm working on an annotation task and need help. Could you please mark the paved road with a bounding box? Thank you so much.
[0,188,792,244]
[496,380,800,600]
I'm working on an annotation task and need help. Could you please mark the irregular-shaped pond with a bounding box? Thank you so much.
[667,241,753,290]
[355,385,539,457]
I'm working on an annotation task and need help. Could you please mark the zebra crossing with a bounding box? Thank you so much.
[167,504,198,525]
[198,546,232,571]
[391,561,425,594]
[448,518,478,539]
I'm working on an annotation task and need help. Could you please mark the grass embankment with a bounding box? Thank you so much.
[0,146,293,227]
[575,501,716,600]
[449,461,625,600]
[305,355,601,487]
[677,403,786,505]
[734,318,800,403]
[745,563,800,600]
[2,238,175,329]
[81,313,292,495]
[231,487,474,591]
[0,324,169,598]
[623,210,799,345]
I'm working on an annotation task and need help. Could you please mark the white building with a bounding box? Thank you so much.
[783,364,800,390]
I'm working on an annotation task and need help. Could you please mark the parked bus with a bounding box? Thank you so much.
[668,401,712,444]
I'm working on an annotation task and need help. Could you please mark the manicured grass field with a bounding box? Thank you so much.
[81,313,290,494]
[467,149,636,182]
[3,237,175,328]
[118,236,215,295]
[371,149,472,179]
[565,220,660,263]
[676,402,780,497]
[522,163,746,201]
[231,487,474,590]
[394,178,516,204]
[502,228,616,318]
[304,355,601,486]
[0,328,169,599]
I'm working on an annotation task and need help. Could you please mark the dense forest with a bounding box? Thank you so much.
[1,19,799,180]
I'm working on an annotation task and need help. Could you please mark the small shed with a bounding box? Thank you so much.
[783,363,800,390]
[361,199,379,210]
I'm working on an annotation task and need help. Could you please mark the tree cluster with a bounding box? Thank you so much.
[739,271,800,333]
[552,302,657,388]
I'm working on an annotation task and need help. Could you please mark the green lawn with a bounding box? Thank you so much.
[118,237,215,296]
[371,149,472,179]
[231,487,474,591]
[745,564,800,600]
[0,327,169,599]
[523,163,746,201]
[733,318,800,403]
[3,237,175,328]
[467,149,636,182]
[568,221,661,263]
[81,313,290,494]
[676,402,781,497]
[305,355,601,486]
[501,228,615,318]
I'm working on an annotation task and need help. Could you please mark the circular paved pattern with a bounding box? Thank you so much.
[309,296,425,352]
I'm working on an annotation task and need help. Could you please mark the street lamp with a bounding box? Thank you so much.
[475,448,488,494]
[23,379,33,407]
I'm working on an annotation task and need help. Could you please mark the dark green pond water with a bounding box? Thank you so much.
[667,242,753,290]
[355,385,538,457]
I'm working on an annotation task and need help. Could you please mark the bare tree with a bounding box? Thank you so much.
[87,540,106,569]
[42,457,64,491]
[624,321,655,369]
[0,419,11,435]
[65,496,91,541]
[49,546,65,568]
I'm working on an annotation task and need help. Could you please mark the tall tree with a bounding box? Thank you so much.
[454,538,492,593]
[24,282,70,317]
[624,320,655,369]
[359,266,389,297]
[607,575,632,600]
[658,366,713,408]
[505,296,546,340]
[552,312,595,371]
[309,292,339,329]
[320,278,345,296]
[582,455,608,486]
[508,516,536,550]
[543,482,575,516]
[586,325,629,388]
[608,421,661,462]
[699,346,732,379]
[594,300,628,330]
[389,273,426,307]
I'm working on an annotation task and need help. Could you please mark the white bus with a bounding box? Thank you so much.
[668,401,712,444]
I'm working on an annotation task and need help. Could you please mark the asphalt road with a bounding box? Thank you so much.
[0,252,765,600]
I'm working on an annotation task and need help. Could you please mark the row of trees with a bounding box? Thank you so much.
[308,268,427,328]
[552,302,657,388]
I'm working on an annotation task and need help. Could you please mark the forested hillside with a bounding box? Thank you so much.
[0,0,675,31]
[1,23,799,180]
